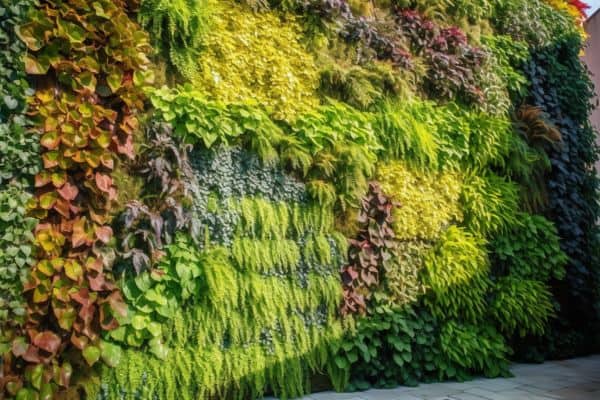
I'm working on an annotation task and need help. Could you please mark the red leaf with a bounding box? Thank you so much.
[35,173,51,188]
[86,257,103,273]
[114,133,134,159]
[95,172,112,193]
[70,334,88,350]
[105,291,127,317]
[22,345,42,363]
[95,226,113,244]
[70,288,92,306]
[32,331,61,354]
[72,217,90,248]
[57,182,79,201]
[53,198,71,218]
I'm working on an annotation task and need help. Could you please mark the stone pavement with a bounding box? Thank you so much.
[282,355,600,400]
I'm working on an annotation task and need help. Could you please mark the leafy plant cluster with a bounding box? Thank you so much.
[0,188,36,331]
[377,162,463,241]
[330,306,441,390]
[139,0,212,78]
[422,226,491,323]
[0,0,39,186]
[1,0,598,397]
[340,182,398,315]
[0,0,39,349]
[395,9,486,103]
[150,85,380,210]
[522,33,600,356]
[1,0,153,397]
[493,0,577,46]
[491,213,567,282]
[93,145,347,399]
[189,0,320,121]
[114,121,199,275]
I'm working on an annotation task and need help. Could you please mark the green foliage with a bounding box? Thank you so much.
[460,173,520,236]
[392,0,494,25]
[190,0,320,121]
[491,277,555,337]
[493,0,577,46]
[2,0,598,395]
[422,226,491,322]
[288,101,380,209]
[331,306,441,390]
[0,186,36,329]
[150,86,286,158]
[373,101,439,170]
[318,61,414,110]
[94,143,347,399]
[439,321,511,379]
[480,35,529,102]
[524,32,600,357]
[432,104,515,170]
[491,213,567,281]
[376,240,428,309]
[108,235,204,352]
[378,162,463,241]
[0,0,39,186]
[139,0,211,77]
[151,85,380,209]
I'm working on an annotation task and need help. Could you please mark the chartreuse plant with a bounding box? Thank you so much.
[2,0,153,397]
[189,0,320,121]
[460,173,520,236]
[377,162,463,241]
[422,226,491,323]
[139,0,212,77]
[373,101,439,170]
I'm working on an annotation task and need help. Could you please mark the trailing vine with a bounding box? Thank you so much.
[341,182,398,315]
[1,0,153,397]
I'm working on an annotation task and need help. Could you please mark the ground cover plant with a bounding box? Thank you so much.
[0,0,598,398]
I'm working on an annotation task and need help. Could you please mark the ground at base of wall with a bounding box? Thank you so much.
[273,355,600,400]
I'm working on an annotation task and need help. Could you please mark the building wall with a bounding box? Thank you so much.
[584,11,600,133]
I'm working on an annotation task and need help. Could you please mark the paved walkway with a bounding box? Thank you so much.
[289,355,600,400]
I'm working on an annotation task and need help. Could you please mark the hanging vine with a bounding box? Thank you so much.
[1,0,153,397]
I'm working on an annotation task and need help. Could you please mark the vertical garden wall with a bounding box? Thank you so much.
[0,0,598,399]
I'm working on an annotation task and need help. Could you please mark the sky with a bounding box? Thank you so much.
[589,0,600,16]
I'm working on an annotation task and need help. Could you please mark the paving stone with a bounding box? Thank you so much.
[309,391,368,400]
[355,388,416,400]
[447,394,490,400]
[294,356,600,400]
[518,385,562,398]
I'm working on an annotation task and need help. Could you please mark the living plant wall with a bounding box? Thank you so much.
[0,0,598,399]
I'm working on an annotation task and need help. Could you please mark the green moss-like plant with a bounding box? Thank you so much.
[377,162,463,241]
[422,226,491,323]
[189,0,320,121]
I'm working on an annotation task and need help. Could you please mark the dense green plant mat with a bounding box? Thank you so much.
[1,0,599,399]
